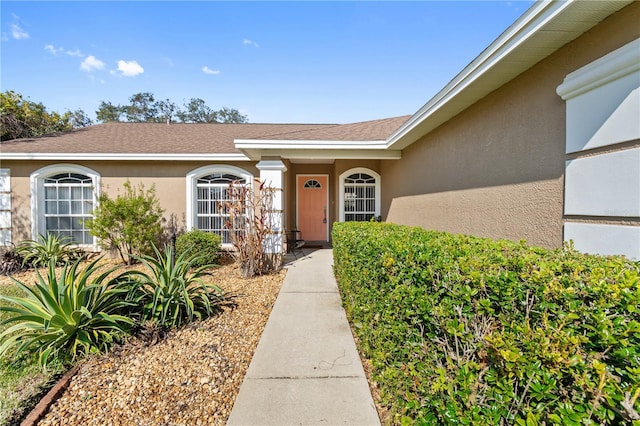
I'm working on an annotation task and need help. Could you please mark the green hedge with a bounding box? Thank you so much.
[332,222,640,425]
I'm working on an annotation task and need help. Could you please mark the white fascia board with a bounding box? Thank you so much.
[0,153,251,161]
[385,0,614,151]
[266,149,401,160]
[234,139,388,150]
[238,147,401,161]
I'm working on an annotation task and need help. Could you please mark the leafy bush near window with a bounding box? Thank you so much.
[332,222,640,425]
[0,257,136,366]
[15,233,84,268]
[86,180,164,265]
[121,245,228,329]
[175,229,221,269]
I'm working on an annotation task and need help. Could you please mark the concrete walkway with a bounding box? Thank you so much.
[227,249,380,425]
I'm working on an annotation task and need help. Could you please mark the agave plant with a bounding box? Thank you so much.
[15,233,84,268]
[123,244,226,328]
[0,257,136,366]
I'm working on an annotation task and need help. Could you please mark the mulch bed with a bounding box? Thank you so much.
[2,262,285,426]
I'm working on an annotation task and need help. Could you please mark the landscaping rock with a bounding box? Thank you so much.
[37,263,285,425]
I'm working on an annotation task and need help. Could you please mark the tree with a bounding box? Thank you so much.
[125,92,159,123]
[85,181,164,265]
[176,98,217,123]
[217,106,248,124]
[67,109,94,128]
[96,101,124,122]
[0,90,90,141]
[94,92,248,124]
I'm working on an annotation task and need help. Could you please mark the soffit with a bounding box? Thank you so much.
[387,0,634,151]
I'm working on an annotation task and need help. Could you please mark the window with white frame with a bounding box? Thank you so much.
[186,166,252,245]
[31,165,99,246]
[339,168,380,222]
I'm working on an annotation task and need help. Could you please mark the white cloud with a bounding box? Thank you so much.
[45,44,63,55]
[10,23,29,40]
[46,44,83,57]
[116,60,144,77]
[66,49,83,57]
[80,55,105,72]
[202,66,220,75]
[243,39,259,48]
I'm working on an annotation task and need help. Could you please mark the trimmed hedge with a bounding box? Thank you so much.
[332,222,640,425]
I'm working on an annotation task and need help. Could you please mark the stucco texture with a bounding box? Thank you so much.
[383,2,640,249]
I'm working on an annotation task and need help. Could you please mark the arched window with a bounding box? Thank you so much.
[31,164,100,246]
[303,179,322,189]
[339,168,381,222]
[186,165,253,245]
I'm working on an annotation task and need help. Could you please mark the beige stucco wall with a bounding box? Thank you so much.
[383,2,640,249]
[3,160,260,244]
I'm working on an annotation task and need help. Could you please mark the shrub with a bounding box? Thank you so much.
[0,248,25,275]
[332,222,640,425]
[224,179,281,277]
[122,244,228,328]
[15,233,84,268]
[175,230,221,269]
[86,180,164,265]
[0,257,136,366]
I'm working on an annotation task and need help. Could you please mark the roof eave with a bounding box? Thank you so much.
[0,153,251,161]
[235,138,400,161]
[386,0,634,151]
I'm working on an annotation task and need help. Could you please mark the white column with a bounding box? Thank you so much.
[256,160,287,254]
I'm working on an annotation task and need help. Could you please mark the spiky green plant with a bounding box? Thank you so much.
[0,257,135,366]
[15,233,84,268]
[123,245,226,328]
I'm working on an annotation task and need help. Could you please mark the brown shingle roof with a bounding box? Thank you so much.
[0,116,410,155]
[253,116,411,141]
[0,122,333,155]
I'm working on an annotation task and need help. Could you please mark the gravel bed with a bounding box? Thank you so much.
[35,263,285,426]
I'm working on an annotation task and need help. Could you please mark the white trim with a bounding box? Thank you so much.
[185,165,253,249]
[338,168,381,222]
[385,0,634,150]
[235,139,388,149]
[2,153,250,161]
[0,169,11,246]
[296,174,330,242]
[30,164,100,250]
[557,38,640,100]
[256,160,288,172]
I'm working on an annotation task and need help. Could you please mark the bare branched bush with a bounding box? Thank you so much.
[224,179,281,278]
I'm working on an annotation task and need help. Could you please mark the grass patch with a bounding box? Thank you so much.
[0,284,65,425]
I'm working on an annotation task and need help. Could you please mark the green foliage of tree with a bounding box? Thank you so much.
[86,181,164,265]
[176,98,217,123]
[0,90,92,141]
[95,101,124,123]
[95,92,247,124]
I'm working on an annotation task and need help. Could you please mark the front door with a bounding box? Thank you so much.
[297,175,328,241]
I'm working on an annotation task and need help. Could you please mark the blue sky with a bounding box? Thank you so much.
[1,1,534,124]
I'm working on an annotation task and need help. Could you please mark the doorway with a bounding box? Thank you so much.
[296,175,328,241]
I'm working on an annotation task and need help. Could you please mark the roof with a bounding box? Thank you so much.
[0,117,409,161]
[1,0,634,160]
[386,0,636,150]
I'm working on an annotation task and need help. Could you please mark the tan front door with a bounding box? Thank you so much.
[297,175,328,241]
